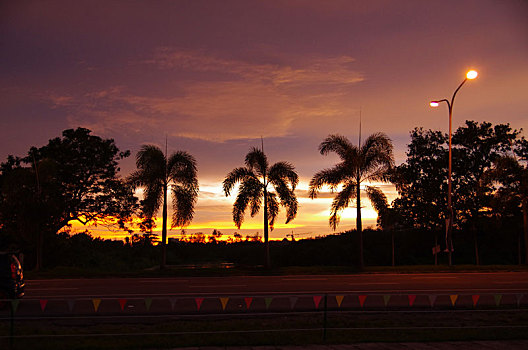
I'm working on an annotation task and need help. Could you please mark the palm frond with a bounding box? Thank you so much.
[365,186,388,214]
[245,147,268,178]
[140,181,164,218]
[223,167,255,196]
[268,161,299,189]
[362,133,394,171]
[135,145,166,178]
[308,164,348,198]
[167,151,198,188]
[232,190,251,229]
[329,180,356,230]
[319,134,357,161]
[267,192,279,230]
[171,184,198,228]
[128,145,167,219]
[272,180,298,224]
[240,177,263,217]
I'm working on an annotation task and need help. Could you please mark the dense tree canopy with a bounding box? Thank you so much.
[0,128,137,269]
[393,121,521,264]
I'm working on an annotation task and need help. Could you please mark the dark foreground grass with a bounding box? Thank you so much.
[2,308,528,349]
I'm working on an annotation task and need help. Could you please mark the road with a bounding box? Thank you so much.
[25,271,528,299]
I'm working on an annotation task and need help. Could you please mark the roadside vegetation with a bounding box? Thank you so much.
[0,120,527,273]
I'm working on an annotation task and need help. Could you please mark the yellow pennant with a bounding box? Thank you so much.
[220,297,229,311]
[450,295,458,306]
[336,295,344,307]
[92,299,101,312]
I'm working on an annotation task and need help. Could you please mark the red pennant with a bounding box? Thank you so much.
[313,295,323,309]
[119,299,127,310]
[408,295,416,306]
[40,299,48,311]
[244,297,253,309]
[472,295,480,307]
[358,295,367,307]
[195,298,204,310]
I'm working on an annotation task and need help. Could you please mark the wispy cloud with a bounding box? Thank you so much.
[46,48,363,142]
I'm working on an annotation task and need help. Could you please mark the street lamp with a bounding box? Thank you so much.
[430,69,478,266]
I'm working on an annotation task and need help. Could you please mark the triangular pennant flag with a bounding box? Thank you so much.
[145,298,153,311]
[358,295,367,307]
[244,297,253,310]
[450,295,458,306]
[11,299,20,313]
[169,298,178,310]
[428,295,437,307]
[119,299,127,311]
[195,298,204,310]
[494,294,502,306]
[67,300,75,312]
[516,294,523,307]
[289,297,298,309]
[220,297,229,311]
[92,299,101,312]
[264,297,273,309]
[408,295,416,307]
[336,295,344,308]
[313,295,323,309]
[383,295,391,306]
[40,299,48,312]
[472,295,480,307]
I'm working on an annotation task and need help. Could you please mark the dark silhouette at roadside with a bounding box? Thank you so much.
[0,122,527,271]
[0,128,137,270]
[223,147,298,269]
[309,133,394,268]
[129,145,198,270]
[392,121,521,265]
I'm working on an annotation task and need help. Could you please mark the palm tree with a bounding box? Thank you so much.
[223,147,298,268]
[129,145,198,269]
[309,133,394,268]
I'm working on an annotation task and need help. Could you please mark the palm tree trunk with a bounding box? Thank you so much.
[472,221,480,266]
[36,230,43,271]
[523,198,528,265]
[161,183,168,270]
[263,191,270,269]
[391,230,395,267]
[356,181,363,269]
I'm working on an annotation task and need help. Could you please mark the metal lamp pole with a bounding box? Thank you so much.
[430,70,478,266]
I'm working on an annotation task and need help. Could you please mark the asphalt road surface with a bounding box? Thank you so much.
[25,271,528,299]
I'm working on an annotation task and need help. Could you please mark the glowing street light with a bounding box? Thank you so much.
[429,70,478,266]
[466,70,478,80]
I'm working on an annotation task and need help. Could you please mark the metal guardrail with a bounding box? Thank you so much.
[1,292,527,349]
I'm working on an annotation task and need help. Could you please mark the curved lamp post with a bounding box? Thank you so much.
[430,70,478,266]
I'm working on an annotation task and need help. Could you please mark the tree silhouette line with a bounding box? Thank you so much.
[0,121,527,270]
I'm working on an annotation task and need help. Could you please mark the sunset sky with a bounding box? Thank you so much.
[1,0,527,241]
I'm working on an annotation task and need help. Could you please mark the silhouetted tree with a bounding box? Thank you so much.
[486,138,528,264]
[309,133,394,268]
[223,147,298,268]
[394,122,519,265]
[392,128,448,231]
[452,121,518,265]
[129,145,198,269]
[0,128,137,270]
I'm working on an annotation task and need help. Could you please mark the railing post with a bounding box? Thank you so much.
[323,294,328,343]
[9,300,15,350]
